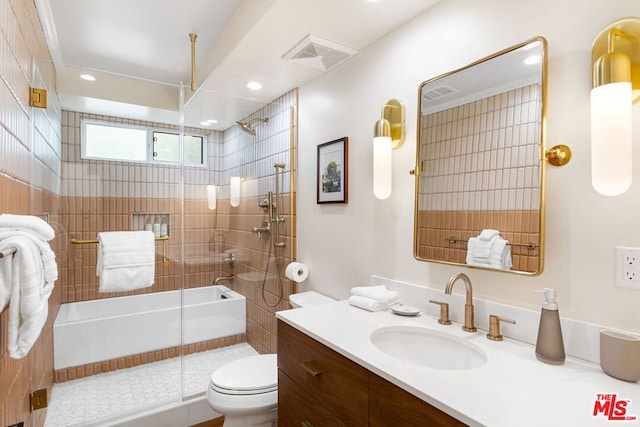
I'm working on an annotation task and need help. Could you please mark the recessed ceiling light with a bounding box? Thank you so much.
[246,81,262,90]
[200,121,211,126]
[524,55,541,65]
[207,119,218,124]
[80,74,96,81]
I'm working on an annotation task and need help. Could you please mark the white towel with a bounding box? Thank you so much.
[348,295,401,312]
[350,285,399,304]
[0,214,55,241]
[0,231,57,359]
[97,231,155,293]
[466,230,512,270]
[473,229,499,261]
[489,238,512,270]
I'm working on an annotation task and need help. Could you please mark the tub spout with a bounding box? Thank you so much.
[213,275,234,286]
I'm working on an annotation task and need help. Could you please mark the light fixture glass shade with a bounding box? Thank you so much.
[206,185,217,210]
[590,82,632,196]
[373,136,392,199]
[230,176,241,207]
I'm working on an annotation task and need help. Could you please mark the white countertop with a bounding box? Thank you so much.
[276,301,640,427]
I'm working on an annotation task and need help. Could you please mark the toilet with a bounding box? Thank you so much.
[206,291,335,426]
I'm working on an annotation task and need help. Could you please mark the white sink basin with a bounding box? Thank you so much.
[370,326,488,370]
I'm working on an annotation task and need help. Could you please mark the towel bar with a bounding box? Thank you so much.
[70,235,170,266]
[444,236,537,250]
[0,249,16,259]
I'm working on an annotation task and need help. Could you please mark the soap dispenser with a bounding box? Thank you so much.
[534,288,565,365]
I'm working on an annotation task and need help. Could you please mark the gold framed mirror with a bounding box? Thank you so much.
[413,37,547,275]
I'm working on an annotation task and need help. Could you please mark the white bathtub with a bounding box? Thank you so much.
[53,285,246,370]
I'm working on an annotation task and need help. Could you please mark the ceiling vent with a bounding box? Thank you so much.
[283,34,357,71]
[422,85,457,102]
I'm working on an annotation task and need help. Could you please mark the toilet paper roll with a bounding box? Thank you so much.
[285,262,309,283]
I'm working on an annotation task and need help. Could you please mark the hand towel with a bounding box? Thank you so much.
[489,238,512,270]
[0,231,57,359]
[348,295,401,312]
[0,214,55,241]
[97,231,155,293]
[350,285,399,304]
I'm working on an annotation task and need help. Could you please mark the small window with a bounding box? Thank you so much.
[153,132,204,165]
[83,121,148,162]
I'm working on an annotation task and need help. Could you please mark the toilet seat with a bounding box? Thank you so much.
[209,354,277,396]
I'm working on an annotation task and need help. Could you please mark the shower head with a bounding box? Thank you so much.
[234,117,268,136]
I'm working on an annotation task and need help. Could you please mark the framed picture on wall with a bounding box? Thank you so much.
[317,137,348,204]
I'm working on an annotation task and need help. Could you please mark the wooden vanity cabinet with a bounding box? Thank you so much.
[278,320,368,426]
[277,320,467,427]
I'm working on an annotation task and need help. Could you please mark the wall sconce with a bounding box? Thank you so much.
[373,98,405,199]
[590,18,640,196]
[230,176,241,207]
[206,185,217,210]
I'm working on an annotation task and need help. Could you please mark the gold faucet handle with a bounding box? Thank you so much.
[487,314,516,341]
[429,300,452,325]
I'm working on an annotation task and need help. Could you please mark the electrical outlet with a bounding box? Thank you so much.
[616,246,640,289]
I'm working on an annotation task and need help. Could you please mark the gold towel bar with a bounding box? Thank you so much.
[70,236,170,244]
[444,236,537,250]
[70,235,170,266]
[0,249,16,259]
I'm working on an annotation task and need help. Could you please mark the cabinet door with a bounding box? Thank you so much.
[278,370,346,427]
[369,374,468,427]
[277,321,368,427]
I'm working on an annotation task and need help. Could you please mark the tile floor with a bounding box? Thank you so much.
[45,343,258,427]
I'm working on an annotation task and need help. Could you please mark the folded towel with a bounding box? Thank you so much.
[0,231,57,359]
[489,238,512,270]
[0,214,55,241]
[473,229,499,261]
[348,295,401,312]
[97,231,155,293]
[350,285,399,304]
[466,231,512,270]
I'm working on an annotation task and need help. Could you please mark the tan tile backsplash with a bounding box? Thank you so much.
[1,0,62,424]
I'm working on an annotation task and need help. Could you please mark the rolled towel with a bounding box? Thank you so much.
[348,295,401,312]
[479,229,499,240]
[350,285,399,303]
[0,214,55,242]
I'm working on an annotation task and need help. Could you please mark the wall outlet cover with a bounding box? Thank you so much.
[615,246,640,289]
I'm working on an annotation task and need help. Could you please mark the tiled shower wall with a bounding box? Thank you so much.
[0,0,62,425]
[417,84,541,272]
[59,111,222,303]
[218,90,297,354]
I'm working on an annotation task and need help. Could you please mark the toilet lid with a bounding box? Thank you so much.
[210,354,277,395]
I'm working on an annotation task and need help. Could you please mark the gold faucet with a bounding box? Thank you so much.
[444,273,476,332]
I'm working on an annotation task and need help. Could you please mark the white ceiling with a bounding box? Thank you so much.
[36,0,441,130]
